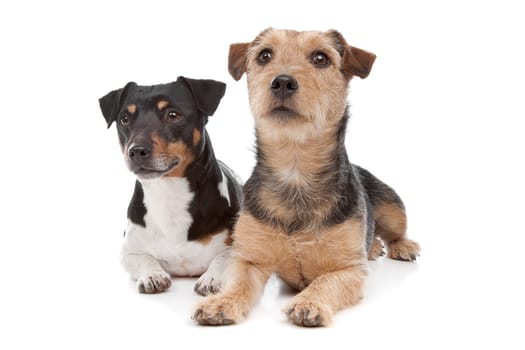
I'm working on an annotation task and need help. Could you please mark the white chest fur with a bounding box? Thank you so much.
[121,177,228,277]
[142,177,194,238]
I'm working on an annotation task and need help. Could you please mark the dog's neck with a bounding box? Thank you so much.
[247,112,350,233]
[255,114,348,184]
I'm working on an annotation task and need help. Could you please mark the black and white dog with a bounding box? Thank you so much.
[99,77,242,295]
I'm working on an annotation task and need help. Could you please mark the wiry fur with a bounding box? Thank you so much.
[194,29,420,327]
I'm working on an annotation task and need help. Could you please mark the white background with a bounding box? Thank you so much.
[1,1,524,349]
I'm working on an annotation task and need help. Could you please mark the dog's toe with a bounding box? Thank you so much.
[137,272,172,294]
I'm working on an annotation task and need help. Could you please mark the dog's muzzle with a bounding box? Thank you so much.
[127,143,180,178]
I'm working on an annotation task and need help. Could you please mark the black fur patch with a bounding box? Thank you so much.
[185,131,242,241]
[356,166,405,210]
[127,181,147,227]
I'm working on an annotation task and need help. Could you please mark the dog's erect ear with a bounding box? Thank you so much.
[98,82,136,128]
[228,43,250,81]
[328,30,376,79]
[178,76,226,116]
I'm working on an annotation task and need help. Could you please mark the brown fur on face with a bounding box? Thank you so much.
[150,132,194,177]
[249,30,348,135]
[193,128,201,146]
[229,28,375,142]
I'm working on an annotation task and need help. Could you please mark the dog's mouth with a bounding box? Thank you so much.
[132,158,181,179]
[269,105,298,119]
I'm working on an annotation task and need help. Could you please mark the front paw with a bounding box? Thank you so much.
[137,272,172,294]
[194,264,224,296]
[285,297,333,327]
[194,275,221,296]
[193,295,245,326]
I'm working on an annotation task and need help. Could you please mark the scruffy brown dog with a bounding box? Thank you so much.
[193,28,421,327]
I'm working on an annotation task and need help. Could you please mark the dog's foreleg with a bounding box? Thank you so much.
[194,248,230,296]
[284,263,367,327]
[193,256,270,325]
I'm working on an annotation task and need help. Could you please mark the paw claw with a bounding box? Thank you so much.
[192,309,202,320]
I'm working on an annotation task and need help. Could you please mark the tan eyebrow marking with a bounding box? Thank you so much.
[157,100,169,110]
[126,104,137,114]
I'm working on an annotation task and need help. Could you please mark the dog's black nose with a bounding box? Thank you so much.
[128,145,151,160]
[270,75,298,99]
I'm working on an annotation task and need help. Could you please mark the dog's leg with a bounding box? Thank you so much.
[194,248,230,296]
[284,264,367,327]
[193,256,270,325]
[374,204,420,261]
[357,166,421,261]
[121,222,171,293]
[121,253,172,294]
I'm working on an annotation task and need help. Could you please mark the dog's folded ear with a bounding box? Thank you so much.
[345,46,376,79]
[99,82,137,128]
[178,77,226,117]
[228,43,250,81]
[328,30,376,80]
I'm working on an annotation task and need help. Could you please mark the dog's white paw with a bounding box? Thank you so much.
[137,272,172,294]
[194,270,222,296]
[194,249,229,296]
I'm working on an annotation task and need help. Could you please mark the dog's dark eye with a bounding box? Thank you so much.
[257,49,273,65]
[165,110,182,123]
[311,51,330,67]
[119,114,130,126]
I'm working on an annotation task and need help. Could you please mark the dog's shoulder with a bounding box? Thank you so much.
[186,160,242,241]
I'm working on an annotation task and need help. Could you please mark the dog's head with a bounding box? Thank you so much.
[99,77,226,180]
[228,29,375,140]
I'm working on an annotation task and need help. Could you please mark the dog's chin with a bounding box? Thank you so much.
[130,159,181,180]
